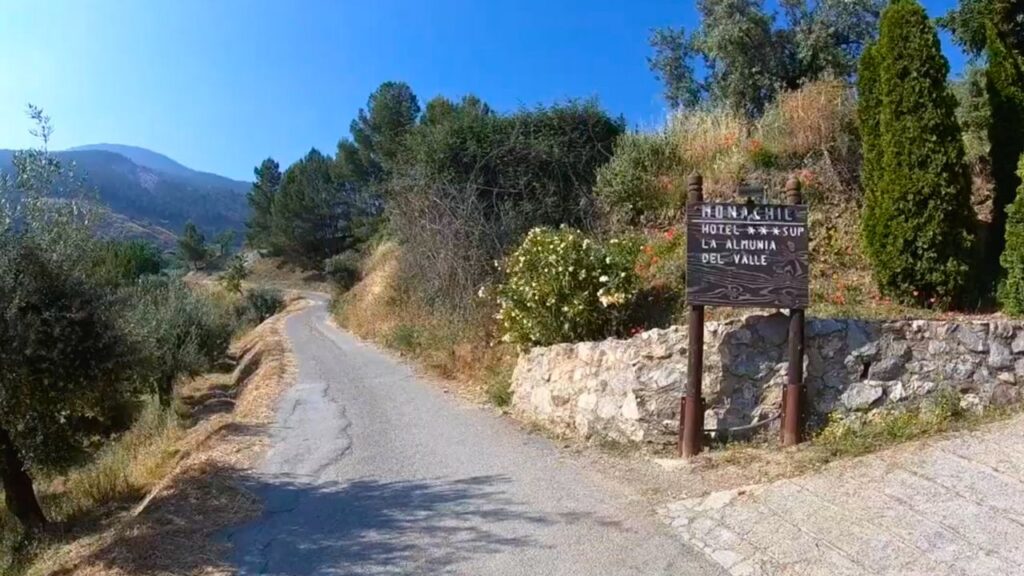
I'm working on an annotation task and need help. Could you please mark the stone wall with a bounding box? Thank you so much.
[510,314,1024,444]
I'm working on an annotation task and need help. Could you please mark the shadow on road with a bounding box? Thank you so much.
[229,473,560,575]
[49,459,603,576]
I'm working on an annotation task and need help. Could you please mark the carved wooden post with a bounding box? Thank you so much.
[681,172,705,458]
[782,175,805,446]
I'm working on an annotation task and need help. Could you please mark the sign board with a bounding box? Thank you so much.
[686,202,809,308]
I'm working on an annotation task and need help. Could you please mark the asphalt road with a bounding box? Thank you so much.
[227,298,723,576]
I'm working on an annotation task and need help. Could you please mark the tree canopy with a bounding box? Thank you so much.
[650,0,884,116]
[348,81,421,182]
[938,0,1022,57]
[269,148,370,268]
[246,157,281,249]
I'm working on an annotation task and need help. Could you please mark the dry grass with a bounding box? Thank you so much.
[667,106,750,196]
[243,255,331,293]
[662,81,858,197]
[332,241,403,342]
[51,404,184,522]
[16,295,310,576]
[758,80,856,161]
[334,241,516,405]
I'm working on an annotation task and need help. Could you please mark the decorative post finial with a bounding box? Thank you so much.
[687,171,703,204]
[786,174,802,205]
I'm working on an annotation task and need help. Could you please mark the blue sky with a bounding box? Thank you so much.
[1,0,966,181]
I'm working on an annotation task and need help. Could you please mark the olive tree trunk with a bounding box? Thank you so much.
[0,427,47,531]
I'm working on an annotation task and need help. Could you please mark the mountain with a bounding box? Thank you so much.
[68,144,250,194]
[0,146,251,249]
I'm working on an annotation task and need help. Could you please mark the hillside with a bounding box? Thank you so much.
[68,143,250,194]
[0,146,250,248]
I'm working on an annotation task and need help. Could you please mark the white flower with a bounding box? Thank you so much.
[598,290,626,307]
[599,275,609,282]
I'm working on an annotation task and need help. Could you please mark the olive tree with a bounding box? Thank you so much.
[0,107,136,531]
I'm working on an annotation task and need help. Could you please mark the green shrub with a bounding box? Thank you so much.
[747,144,778,170]
[389,100,623,316]
[118,277,234,403]
[90,239,164,287]
[485,363,513,407]
[240,286,285,325]
[386,323,423,353]
[324,250,362,290]
[496,228,642,347]
[814,388,966,458]
[999,155,1024,314]
[595,132,684,226]
[858,0,975,307]
[220,255,248,294]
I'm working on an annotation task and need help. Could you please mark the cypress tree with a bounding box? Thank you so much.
[999,155,1024,314]
[857,43,882,219]
[859,0,974,306]
[986,23,1024,281]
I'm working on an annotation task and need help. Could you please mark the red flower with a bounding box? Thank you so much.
[665,228,676,240]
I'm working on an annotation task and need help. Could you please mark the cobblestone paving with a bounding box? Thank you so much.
[663,417,1024,575]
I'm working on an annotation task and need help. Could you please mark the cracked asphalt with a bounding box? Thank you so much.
[225,298,724,576]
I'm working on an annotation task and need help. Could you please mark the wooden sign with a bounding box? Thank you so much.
[686,202,809,309]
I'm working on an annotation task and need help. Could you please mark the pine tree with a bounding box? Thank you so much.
[246,158,281,249]
[178,221,208,270]
[349,82,421,179]
[859,0,975,306]
[999,155,1024,314]
[270,149,365,268]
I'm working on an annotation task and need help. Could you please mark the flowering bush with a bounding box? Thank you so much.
[634,227,685,289]
[496,228,642,347]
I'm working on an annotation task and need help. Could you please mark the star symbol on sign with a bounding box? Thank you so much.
[747,226,756,235]
[758,226,769,235]
[772,226,781,235]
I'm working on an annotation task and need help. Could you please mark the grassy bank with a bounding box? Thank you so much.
[0,400,182,575]
[332,242,516,406]
[0,289,302,576]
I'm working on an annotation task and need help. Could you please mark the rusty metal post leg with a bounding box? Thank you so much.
[682,305,705,456]
[681,172,705,458]
[783,309,804,446]
[782,175,805,447]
